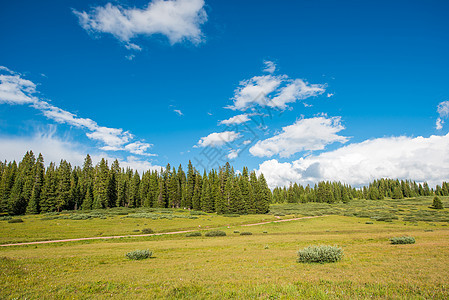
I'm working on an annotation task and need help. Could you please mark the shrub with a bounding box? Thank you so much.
[233,230,240,233]
[430,196,444,209]
[190,211,207,215]
[205,230,226,237]
[186,232,202,237]
[8,218,24,223]
[0,216,12,221]
[297,245,343,264]
[390,236,415,244]
[126,249,152,260]
[365,221,373,224]
[240,232,252,236]
[222,214,240,217]
[141,228,154,234]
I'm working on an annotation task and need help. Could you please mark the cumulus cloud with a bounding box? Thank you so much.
[0,66,155,156]
[174,109,183,116]
[219,114,250,125]
[226,64,325,111]
[73,0,207,49]
[249,116,348,158]
[263,60,276,74]
[436,118,444,130]
[257,133,449,189]
[197,131,241,147]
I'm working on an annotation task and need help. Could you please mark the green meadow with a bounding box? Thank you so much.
[1,197,449,299]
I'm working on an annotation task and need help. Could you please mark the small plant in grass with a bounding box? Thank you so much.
[297,245,343,264]
[365,221,373,224]
[141,228,154,234]
[126,249,152,260]
[186,232,202,237]
[430,196,444,209]
[8,218,24,223]
[0,216,12,221]
[190,211,207,215]
[390,236,415,244]
[233,230,240,233]
[240,232,252,236]
[205,230,226,237]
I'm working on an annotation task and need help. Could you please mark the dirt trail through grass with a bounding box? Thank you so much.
[0,215,327,247]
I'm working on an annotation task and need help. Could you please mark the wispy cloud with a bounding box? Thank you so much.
[226,62,326,111]
[436,101,449,130]
[73,0,208,50]
[0,66,155,156]
[263,60,276,74]
[249,115,348,158]
[219,114,250,125]
[174,109,184,116]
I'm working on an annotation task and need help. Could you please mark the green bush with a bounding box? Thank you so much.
[185,232,202,237]
[240,232,252,236]
[233,230,240,233]
[8,218,24,223]
[125,249,152,260]
[0,216,12,221]
[204,230,226,237]
[430,196,444,209]
[365,221,373,224]
[390,236,415,244]
[297,245,343,264]
[141,228,154,234]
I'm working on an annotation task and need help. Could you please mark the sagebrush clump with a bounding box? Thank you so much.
[141,228,154,234]
[297,245,343,263]
[7,218,24,223]
[390,236,415,244]
[240,232,252,236]
[186,232,202,237]
[125,249,152,260]
[205,230,226,237]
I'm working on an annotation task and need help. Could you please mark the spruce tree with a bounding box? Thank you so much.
[26,153,44,214]
[40,163,58,212]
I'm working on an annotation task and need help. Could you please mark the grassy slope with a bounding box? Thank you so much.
[1,197,449,299]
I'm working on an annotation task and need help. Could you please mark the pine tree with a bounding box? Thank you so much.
[81,154,94,207]
[256,173,270,213]
[9,151,35,215]
[56,160,72,211]
[40,163,58,212]
[192,172,202,210]
[26,153,45,214]
[93,158,109,209]
[0,161,17,213]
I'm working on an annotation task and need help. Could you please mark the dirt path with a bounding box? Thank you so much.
[0,215,327,247]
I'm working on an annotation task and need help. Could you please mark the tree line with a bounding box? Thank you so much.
[272,178,449,204]
[0,151,271,215]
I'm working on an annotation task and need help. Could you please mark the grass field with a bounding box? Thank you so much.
[1,197,449,299]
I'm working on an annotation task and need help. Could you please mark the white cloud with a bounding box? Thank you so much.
[226,63,326,111]
[125,141,156,156]
[263,60,276,74]
[0,74,37,105]
[437,101,449,118]
[327,93,334,98]
[227,75,284,111]
[436,101,449,130]
[219,114,250,125]
[174,109,183,116]
[436,118,444,130]
[227,149,239,159]
[270,79,326,110]
[73,0,207,49]
[0,66,155,156]
[257,133,449,189]
[249,116,348,158]
[197,131,241,147]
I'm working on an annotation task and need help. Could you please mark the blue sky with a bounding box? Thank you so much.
[1,0,449,187]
